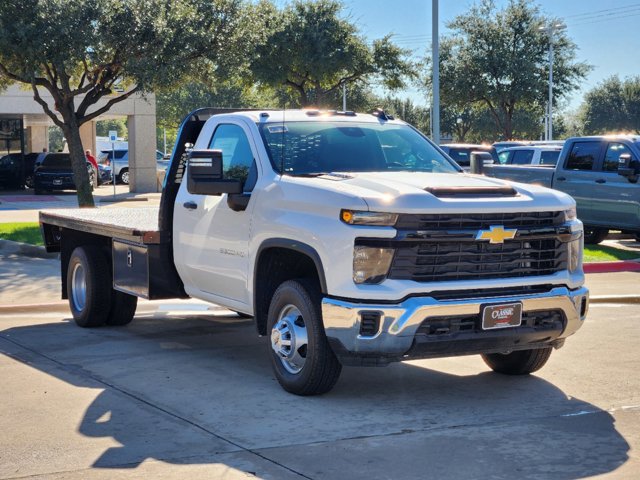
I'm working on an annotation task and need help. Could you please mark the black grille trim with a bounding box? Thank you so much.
[416,309,565,337]
[388,239,567,282]
[395,211,564,230]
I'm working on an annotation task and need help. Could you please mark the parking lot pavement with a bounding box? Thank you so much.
[1,303,638,479]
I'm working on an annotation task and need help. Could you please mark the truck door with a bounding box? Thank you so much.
[174,120,260,307]
[557,141,603,224]
[590,142,640,228]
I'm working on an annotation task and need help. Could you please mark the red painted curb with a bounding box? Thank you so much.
[584,261,640,274]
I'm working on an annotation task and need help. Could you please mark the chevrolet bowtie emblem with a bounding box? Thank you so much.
[476,225,517,244]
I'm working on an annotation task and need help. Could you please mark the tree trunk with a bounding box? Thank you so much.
[63,121,95,208]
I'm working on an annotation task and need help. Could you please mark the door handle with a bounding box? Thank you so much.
[183,201,198,210]
[595,179,606,184]
[556,177,566,182]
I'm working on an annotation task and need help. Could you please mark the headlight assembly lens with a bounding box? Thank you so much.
[353,246,394,284]
[564,207,577,222]
[568,238,582,273]
[341,210,398,226]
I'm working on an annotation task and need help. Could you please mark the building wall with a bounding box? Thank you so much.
[0,84,157,192]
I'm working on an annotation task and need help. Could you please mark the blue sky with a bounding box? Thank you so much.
[300,0,640,112]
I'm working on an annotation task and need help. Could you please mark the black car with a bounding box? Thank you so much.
[0,152,38,189]
[33,153,94,194]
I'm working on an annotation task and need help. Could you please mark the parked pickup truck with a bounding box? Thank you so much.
[484,135,640,244]
[40,108,589,395]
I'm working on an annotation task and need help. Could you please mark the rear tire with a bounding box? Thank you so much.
[105,291,138,326]
[482,347,553,375]
[267,279,342,395]
[583,227,608,245]
[67,246,112,328]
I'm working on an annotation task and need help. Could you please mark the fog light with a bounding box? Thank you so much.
[353,246,394,284]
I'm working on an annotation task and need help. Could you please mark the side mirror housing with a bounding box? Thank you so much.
[618,153,639,183]
[187,149,242,195]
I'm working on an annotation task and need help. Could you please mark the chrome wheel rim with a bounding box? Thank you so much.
[121,171,129,184]
[71,262,87,312]
[271,304,308,374]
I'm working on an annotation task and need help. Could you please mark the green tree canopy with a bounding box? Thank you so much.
[250,0,416,108]
[580,75,640,135]
[431,0,589,140]
[0,0,247,206]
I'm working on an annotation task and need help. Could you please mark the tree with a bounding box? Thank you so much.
[0,0,245,207]
[433,0,589,140]
[250,0,416,108]
[580,76,640,135]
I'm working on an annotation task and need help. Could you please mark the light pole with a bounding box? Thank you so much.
[432,0,440,144]
[540,22,565,141]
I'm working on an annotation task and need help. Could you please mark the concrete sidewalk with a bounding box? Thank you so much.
[0,185,161,223]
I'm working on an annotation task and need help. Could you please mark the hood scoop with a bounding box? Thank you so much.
[424,185,518,198]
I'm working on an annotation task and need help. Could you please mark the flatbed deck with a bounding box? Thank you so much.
[39,207,164,244]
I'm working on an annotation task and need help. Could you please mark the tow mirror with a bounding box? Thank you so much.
[187,149,242,195]
[618,153,639,183]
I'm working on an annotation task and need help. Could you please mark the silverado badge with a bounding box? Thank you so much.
[476,225,517,244]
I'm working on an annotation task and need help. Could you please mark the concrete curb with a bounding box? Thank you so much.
[0,239,58,259]
[583,260,640,274]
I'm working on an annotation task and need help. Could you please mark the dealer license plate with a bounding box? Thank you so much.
[53,179,62,185]
[482,302,522,330]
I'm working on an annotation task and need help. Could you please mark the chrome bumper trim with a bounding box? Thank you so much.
[321,286,589,356]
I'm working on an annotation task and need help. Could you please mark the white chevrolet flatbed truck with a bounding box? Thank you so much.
[40,108,589,395]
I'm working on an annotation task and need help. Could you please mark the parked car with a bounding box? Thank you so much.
[440,143,499,170]
[98,149,165,185]
[498,146,562,167]
[33,153,95,194]
[484,135,640,244]
[0,152,38,189]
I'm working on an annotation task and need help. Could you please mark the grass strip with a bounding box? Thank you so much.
[0,222,43,246]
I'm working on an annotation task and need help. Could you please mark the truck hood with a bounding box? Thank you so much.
[287,171,575,213]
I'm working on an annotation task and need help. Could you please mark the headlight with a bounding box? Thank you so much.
[353,246,394,284]
[563,207,577,222]
[568,237,582,273]
[341,210,398,226]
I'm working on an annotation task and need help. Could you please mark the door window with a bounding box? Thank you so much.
[511,149,534,165]
[565,142,600,171]
[539,150,560,166]
[603,143,633,172]
[498,151,512,165]
[208,124,257,191]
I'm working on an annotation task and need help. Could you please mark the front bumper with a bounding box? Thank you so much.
[321,286,589,365]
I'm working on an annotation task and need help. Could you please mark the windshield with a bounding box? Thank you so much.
[258,121,459,175]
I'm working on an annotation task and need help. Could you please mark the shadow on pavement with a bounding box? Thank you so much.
[0,313,631,478]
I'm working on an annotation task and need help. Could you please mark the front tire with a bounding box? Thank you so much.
[67,246,112,328]
[267,279,342,395]
[119,168,129,185]
[482,347,553,375]
[583,227,608,245]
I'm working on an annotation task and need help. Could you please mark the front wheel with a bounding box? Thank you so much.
[119,169,129,185]
[583,227,608,245]
[482,347,553,375]
[267,279,342,395]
